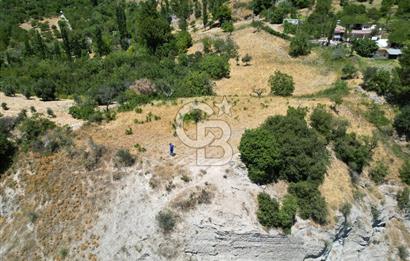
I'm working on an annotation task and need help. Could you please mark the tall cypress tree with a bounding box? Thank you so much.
[116,3,129,50]
[33,31,47,59]
[202,0,208,27]
[95,26,110,56]
[24,38,34,56]
[59,22,72,60]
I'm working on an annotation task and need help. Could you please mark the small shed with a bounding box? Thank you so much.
[386,48,402,59]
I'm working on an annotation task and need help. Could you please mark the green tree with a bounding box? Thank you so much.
[34,79,57,101]
[136,1,172,54]
[33,31,47,59]
[116,3,129,50]
[95,26,110,56]
[59,21,72,59]
[310,105,334,140]
[399,160,410,185]
[289,32,311,57]
[288,181,328,224]
[369,161,388,184]
[199,54,230,79]
[394,106,410,140]
[0,131,15,173]
[251,0,273,15]
[352,38,378,57]
[397,187,410,213]
[178,71,214,96]
[269,71,294,96]
[341,63,357,79]
[203,0,209,27]
[239,128,279,184]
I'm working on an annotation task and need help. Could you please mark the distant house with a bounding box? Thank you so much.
[350,24,376,39]
[381,48,402,59]
[375,38,388,48]
[333,25,345,41]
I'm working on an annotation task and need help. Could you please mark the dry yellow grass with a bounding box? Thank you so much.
[320,157,353,223]
[189,27,338,97]
[19,16,60,31]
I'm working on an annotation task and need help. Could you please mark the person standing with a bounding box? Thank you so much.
[169,143,175,156]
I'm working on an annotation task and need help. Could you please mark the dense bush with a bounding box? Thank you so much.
[114,149,135,167]
[341,63,357,80]
[18,115,56,150]
[199,54,230,79]
[0,131,15,173]
[256,192,297,233]
[394,106,410,140]
[397,187,410,213]
[310,105,334,140]
[156,209,177,233]
[288,181,328,224]
[289,32,311,57]
[369,161,388,184]
[352,38,378,57]
[399,160,410,185]
[175,31,193,53]
[178,71,214,97]
[240,107,329,184]
[333,132,375,173]
[34,79,57,101]
[366,103,390,130]
[269,71,294,96]
[239,128,279,184]
[362,67,394,95]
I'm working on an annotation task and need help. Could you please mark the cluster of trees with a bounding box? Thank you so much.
[240,107,330,230]
[241,104,380,231]
[0,0,237,122]
[360,44,410,140]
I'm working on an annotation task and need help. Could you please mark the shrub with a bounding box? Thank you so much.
[32,126,73,154]
[333,132,375,173]
[283,21,297,34]
[125,127,133,135]
[269,71,294,96]
[221,21,234,33]
[288,181,328,224]
[397,187,410,213]
[398,246,408,261]
[366,103,390,129]
[1,103,8,110]
[18,115,56,150]
[178,71,214,97]
[289,32,311,57]
[241,53,252,66]
[341,63,357,80]
[199,54,230,79]
[362,67,392,95]
[114,149,135,167]
[0,131,15,173]
[183,109,206,123]
[352,38,378,57]
[34,79,57,101]
[256,192,297,233]
[394,105,410,140]
[369,161,388,184]
[1,84,16,97]
[47,108,56,118]
[399,160,410,185]
[175,30,193,53]
[266,6,288,24]
[310,105,334,140]
[340,202,352,218]
[156,209,177,233]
